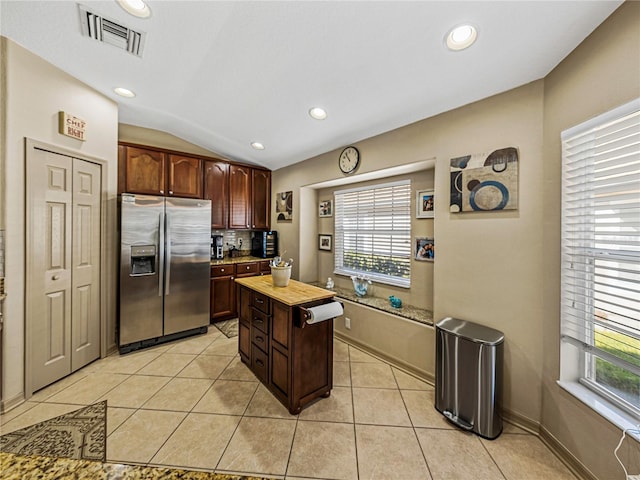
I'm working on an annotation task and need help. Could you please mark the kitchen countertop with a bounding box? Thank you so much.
[0,452,269,480]
[210,256,271,266]
[309,282,433,326]
[235,276,335,306]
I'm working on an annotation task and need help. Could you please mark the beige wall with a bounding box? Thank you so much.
[316,169,435,311]
[0,38,118,407]
[541,2,640,479]
[272,3,639,477]
[273,80,545,424]
[119,123,232,160]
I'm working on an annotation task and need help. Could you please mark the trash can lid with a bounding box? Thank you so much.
[436,317,504,346]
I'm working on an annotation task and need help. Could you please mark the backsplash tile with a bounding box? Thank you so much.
[211,230,252,254]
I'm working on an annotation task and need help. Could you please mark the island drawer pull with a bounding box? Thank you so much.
[256,359,265,367]
[255,335,264,343]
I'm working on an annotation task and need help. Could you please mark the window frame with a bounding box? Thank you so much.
[333,179,412,288]
[559,98,640,432]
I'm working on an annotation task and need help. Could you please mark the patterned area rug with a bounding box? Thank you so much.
[214,318,239,338]
[0,401,106,462]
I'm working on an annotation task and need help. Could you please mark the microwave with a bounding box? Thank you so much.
[252,231,277,258]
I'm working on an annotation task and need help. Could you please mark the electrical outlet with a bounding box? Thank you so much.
[345,317,351,329]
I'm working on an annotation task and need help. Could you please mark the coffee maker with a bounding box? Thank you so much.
[211,234,224,259]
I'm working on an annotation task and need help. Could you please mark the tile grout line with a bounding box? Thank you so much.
[348,344,360,480]
[283,405,300,479]
[393,363,435,480]
[211,364,260,474]
[143,346,219,470]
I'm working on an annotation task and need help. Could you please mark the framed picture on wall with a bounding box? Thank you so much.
[416,189,435,218]
[276,191,293,221]
[319,199,333,217]
[415,237,434,261]
[318,234,332,251]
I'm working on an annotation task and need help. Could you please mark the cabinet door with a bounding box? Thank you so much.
[229,164,251,229]
[270,345,289,397]
[203,160,229,229]
[168,155,202,198]
[123,146,166,195]
[272,301,290,349]
[238,285,252,325]
[252,169,271,230]
[210,275,235,320]
[239,321,250,363]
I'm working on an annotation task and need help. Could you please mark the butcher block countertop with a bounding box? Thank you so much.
[234,275,335,306]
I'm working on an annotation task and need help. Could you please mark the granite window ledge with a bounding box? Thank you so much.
[309,283,433,326]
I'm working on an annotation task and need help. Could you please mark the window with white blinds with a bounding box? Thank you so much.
[560,98,640,416]
[334,180,411,287]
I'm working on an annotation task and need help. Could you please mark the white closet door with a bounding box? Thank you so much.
[29,149,73,391]
[28,148,102,392]
[71,158,101,371]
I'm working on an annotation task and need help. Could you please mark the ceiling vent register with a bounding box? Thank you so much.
[78,5,145,57]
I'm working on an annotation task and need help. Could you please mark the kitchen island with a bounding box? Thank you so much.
[235,276,338,414]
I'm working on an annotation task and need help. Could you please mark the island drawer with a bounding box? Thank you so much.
[252,309,270,334]
[211,264,236,277]
[251,344,268,383]
[251,327,269,354]
[252,291,270,314]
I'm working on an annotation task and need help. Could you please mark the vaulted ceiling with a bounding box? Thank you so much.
[0,1,622,170]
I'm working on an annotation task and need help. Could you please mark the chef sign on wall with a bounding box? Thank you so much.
[449,147,519,213]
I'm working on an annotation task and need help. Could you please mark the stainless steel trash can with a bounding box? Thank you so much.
[435,317,504,439]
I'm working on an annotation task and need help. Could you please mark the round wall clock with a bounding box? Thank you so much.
[339,146,360,174]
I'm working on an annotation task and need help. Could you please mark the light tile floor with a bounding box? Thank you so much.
[0,328,577,480]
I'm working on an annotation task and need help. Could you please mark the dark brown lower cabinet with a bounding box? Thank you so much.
[237,284,334,414]
[210,265,236,322]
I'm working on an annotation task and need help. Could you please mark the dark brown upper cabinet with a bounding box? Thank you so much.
[118,145,202,198]
[203,160,229,229]
[252,169,271,230]
[167,155,202,198]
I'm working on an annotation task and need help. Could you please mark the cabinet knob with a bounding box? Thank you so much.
[221,268,225,272]
[160,190,164,194]
[52,274,60,280]
[169,190,173,195]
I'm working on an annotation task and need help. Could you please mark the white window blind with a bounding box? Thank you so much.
[334,180,411,287]
[560,98,640,415]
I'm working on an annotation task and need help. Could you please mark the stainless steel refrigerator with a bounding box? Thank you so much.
[119,194,211,353]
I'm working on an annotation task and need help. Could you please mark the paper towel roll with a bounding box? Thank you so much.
[306,302,344,325]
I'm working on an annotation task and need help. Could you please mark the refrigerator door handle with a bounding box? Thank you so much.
[165,211,171,296]
[158,210,165,297]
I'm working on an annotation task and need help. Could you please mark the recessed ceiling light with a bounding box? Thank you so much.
[251,142,265,150]
[446,24,477,51]
[114,87,136,98]
[309,107,327,120]
[117,0,151,18]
